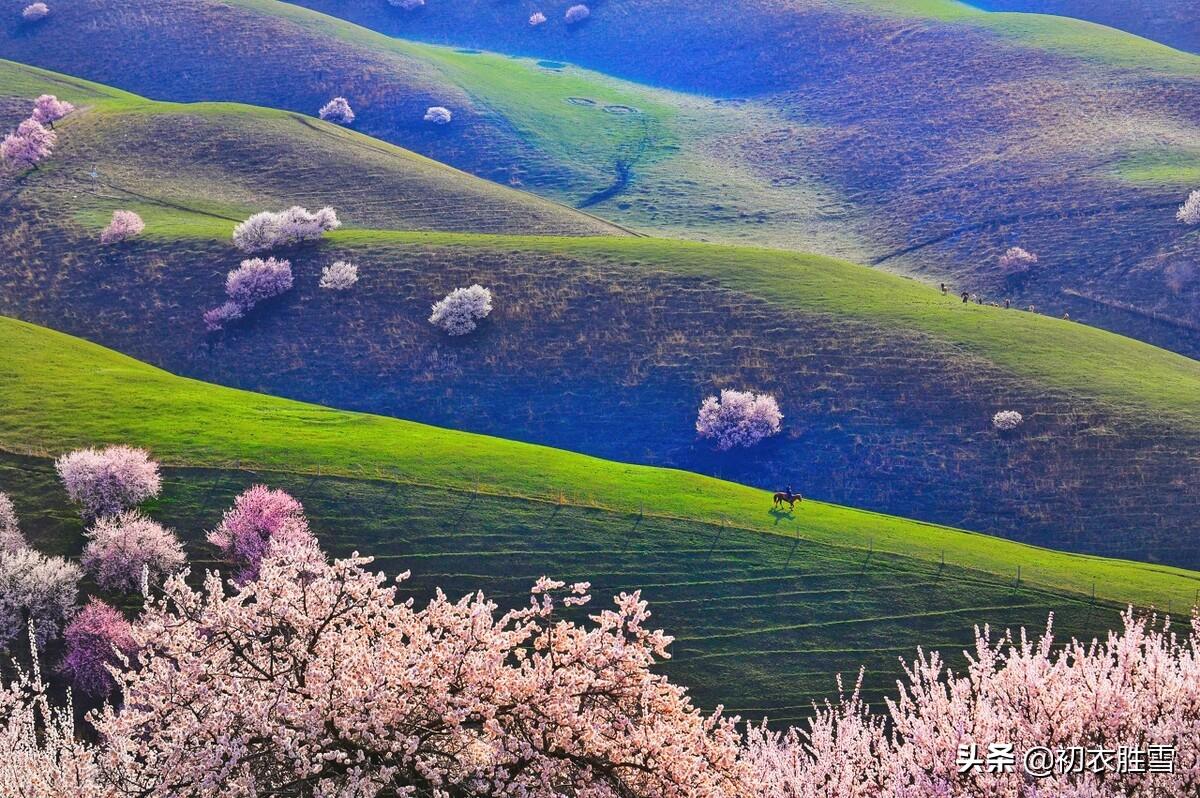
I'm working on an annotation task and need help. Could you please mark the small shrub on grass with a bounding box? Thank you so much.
[992,410,1024,431]
[319,260,358,291]
[203,300,244,332]
[82,510,186,593]
[424,106,453,125]
[99,210,145,244]
[1178,190,1200,225]
[998,246,1038,275]
[565,4,590,23]
[696,389,782,450]
[232,206,340,253]
[529,11,547,25]
[388,0,424,8]
[429,284,493,336]
[318,96,354,125]
[21,2,49,21]
[56,446,162,520]
[225,257,293,309]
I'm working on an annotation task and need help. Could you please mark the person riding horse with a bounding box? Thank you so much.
[772,485,802,510]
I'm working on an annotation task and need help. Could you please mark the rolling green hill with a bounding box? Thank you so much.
[3,63,1200,568]
[3,315,1198,721]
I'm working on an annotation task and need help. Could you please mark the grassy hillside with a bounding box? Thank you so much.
[3,316,1199,720]
[966,0,1200,55]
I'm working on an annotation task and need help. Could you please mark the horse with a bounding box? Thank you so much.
[772,491,802,510]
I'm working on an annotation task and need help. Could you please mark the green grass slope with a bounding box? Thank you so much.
[3,316,1199,720]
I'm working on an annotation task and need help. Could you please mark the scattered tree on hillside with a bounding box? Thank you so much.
[1178,190,1200,225]
[202,300,244,332]
[82,511,185,593]
[696,389,782,450]
[319,260,358,290]
[424,105,453,125]
[429,284,493,335]
[992,409,1024,431]
[529,11,547,25]
[387,0,424,8]
[232,205,340,253]
[997,246,1038,275]
[565,3,590,23]
[0,493,21,553]
[30,94,73,128]
[1,118,55,171]
[99,209,145,244]
[0,547,80,649]
[55,446,162,520]
[20,2,49,21]
[207,485,315,584]
[318,96,355,125]
[225,257,294,309]
[59,599,137,698]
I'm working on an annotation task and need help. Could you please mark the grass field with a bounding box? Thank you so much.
[3,318,1199,720]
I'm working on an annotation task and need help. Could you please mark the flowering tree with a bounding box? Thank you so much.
[99,209,145,244]
[30,94,73,128]
[696,389,783,450]
[529,11,547,25]
[224,257,293,309]
[59,599,137,698]
[0,492,21,554]
[55,445,162,520]
[565,3,590,23]
[202,300,244,332]
[318,96,355,125]
[0,547,80,649]
[424,105,453,125]
[207,485,315,583]
[1,118,55,170]
[388,0,424,8]
[998,246,1038,274]
[1178,190,1200,225]
[81,510,185,593]
[20,2,49,21]
[319,260,358,290]
[992,409,1024,431]
[429,284,493,335]
[232,205,340,253]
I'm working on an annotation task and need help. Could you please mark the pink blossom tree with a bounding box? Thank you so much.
[998,246,1038,275]
[696,389,783,450]
[565,3,590,23]
[0,547,80,649]
[202,300,244,331]
[232,205,340,252]
[992,409,1023,431]
[81,510,185,593]
[29,94,73,128]
[318,96,355,125]
[429,284,493,335]
[423,105,452,125]
[20,2,49,21]
[529,10,547,25]
[1178,190,1200,225]
[55,445,162,520]
[224,257,293,309]
[0,492,22,553]
[207,485,315,583]
[99,209,145,244]
[0,118,55,171]
[319,260,358,290]
[59,599,137,698]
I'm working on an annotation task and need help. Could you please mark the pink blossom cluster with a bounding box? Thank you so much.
[424,105,453,125]
[30,94,74,128]
[1,117,55,171]
[319,260,358,290]
[566,3,590,23]
[696,389,783,450]
[388,0,424,8]
[529,10,547,25]
[59,599,137,698]
[998,246,1038,274]
[202,301,244,332]
[231,205,340,253]
[318,96,354,125]
[992,409,1024,431]
[55,445,162,520]
[82,510,185,593]
[99,209,145,244]
[20,2,49,21]
[0,546,80,649]
[429,283,493,335]
[1178,190,1200,225]
[207,485,315,583]
[0,492,21,553]
[206,257,293,330]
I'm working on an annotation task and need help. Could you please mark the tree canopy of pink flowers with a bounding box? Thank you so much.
[82,510,185,593]
[30,94,74,128]
[20,2,49,21]
[696,388,783,450]
[231,205,340,253]
[207,485,316,583]
[59,598,137,698]
[424,105,453,125]
[429,284,493,335]
[1178,190,1200,225]
[224,256,294,309]
[529,10,547,25]
[319,260,358,290]
[318,96,354,125]
[0,546,80,650]
[565,3,591,24]
[1,117,55,170]
[992,409,1024,431]
[998,246,1038,274]
[0,492,21,553]
[55,445,162,520]
[99,209,145,244]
